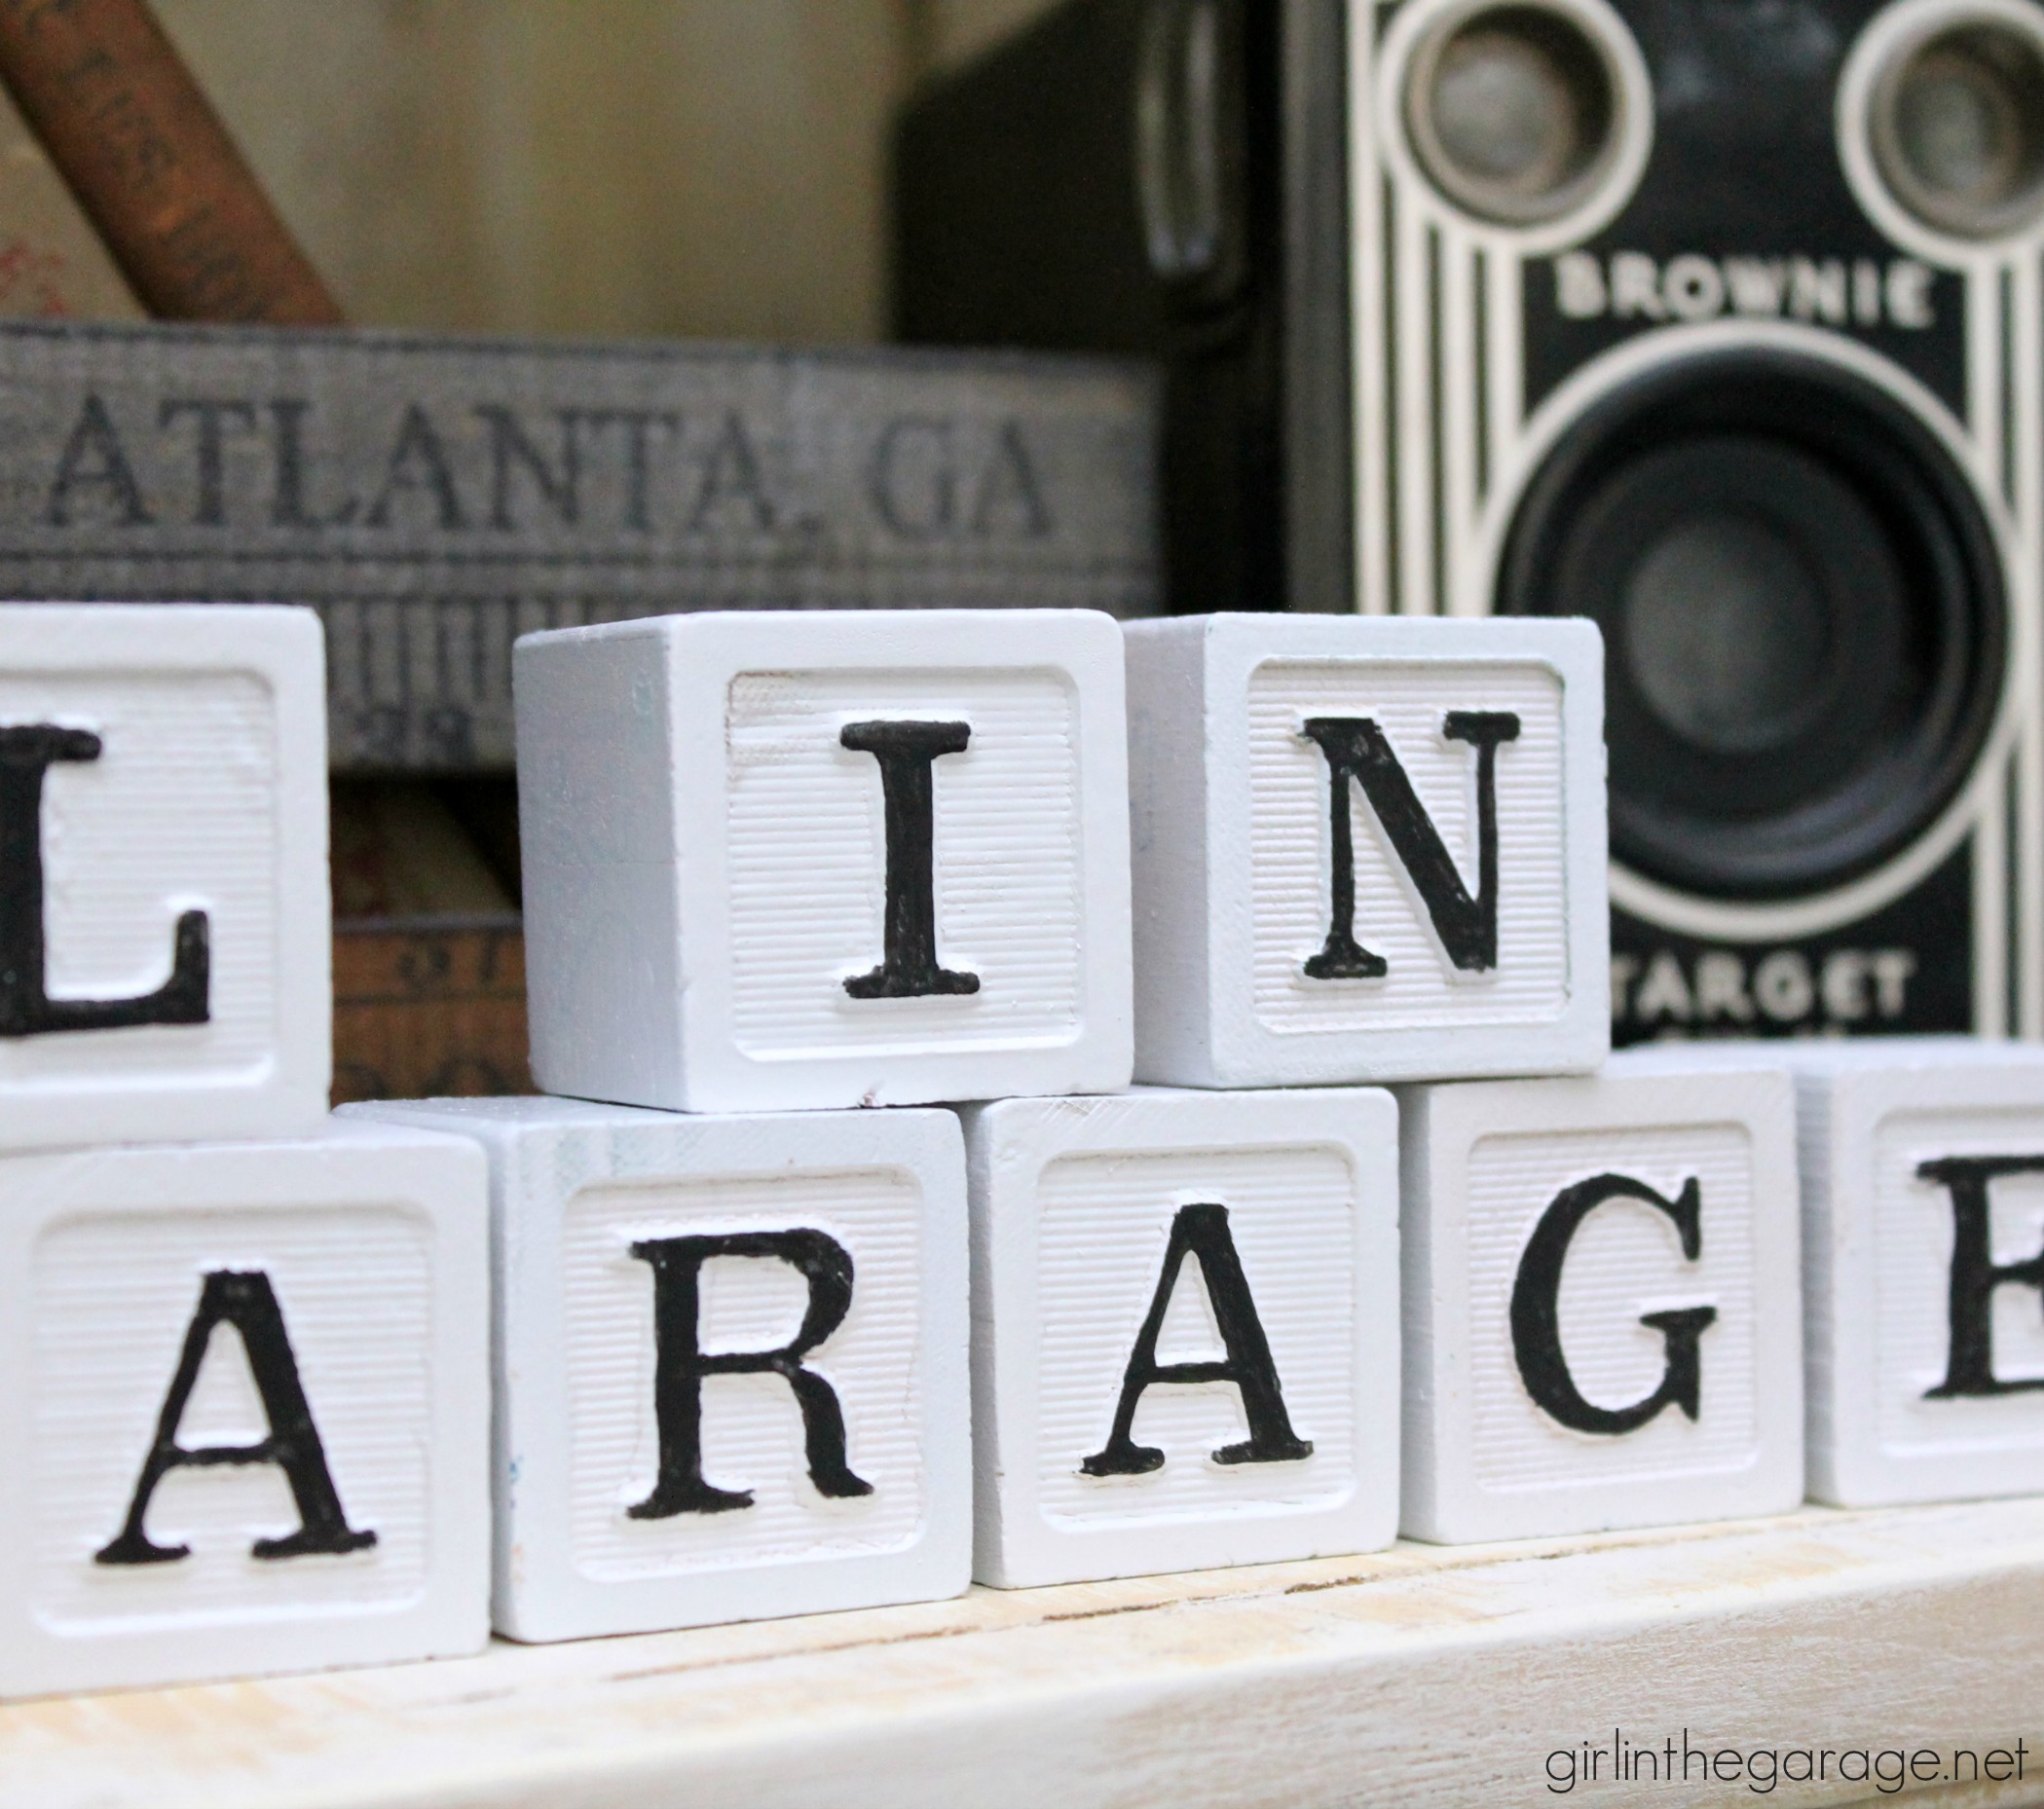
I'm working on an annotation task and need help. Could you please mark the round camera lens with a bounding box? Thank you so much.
[1406,5,1622,224]
[1873,20,2044,238]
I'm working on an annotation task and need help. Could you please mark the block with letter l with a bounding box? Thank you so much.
[0,604,329,1148]
[348,1095,970,1642]
[961,1086,1400,1587]
[0,1119,489,1699]
[1124,613,1607,1088]
[1398,1051,1803,1543]
[515,609,1132,1113]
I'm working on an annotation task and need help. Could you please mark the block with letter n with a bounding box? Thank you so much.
[1397,1052,1803,1544]
[514,609,1133,1114]
[959,1086,1400,1587]
[0,604,329,1148]
[1124,612,1608,1088]
[0,1120,489,1699]
[348,1095,971,1643]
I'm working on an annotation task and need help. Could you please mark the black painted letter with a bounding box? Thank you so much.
[841,719,980,999]
[96,1271,375,1566]
[1917,1155,2044,1398]
[1082,1202,1312,1476]
[629,1229,874,1516]
[1301,710,1520,979]
[0,725,208,1037]
[1510,1172,1719,1435]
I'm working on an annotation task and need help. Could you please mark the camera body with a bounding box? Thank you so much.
[1358,0,2044,1040]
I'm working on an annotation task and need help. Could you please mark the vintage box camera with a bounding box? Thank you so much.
[896,0,2044,1042]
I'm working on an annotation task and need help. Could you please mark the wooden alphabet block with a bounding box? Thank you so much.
[1398,1052,1802,1543]
[1778,1039,2044,1506]
[348,1096,971,1642]
[0,604,329,1149]
[960,1087,1400,1586]
[0,1120,489,1699]
[1125,613,1608,1088]
[515,609,1133,1113]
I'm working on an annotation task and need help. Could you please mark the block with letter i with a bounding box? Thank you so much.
[961,1087,1400,1586]
[347,1096,970,1641]
[0,1120,490,1698]
[1124,613,1608,1088]
[1783,1040,2044,1506]
[0,605,329,1148]
[514,609,1133,1113]
[1398,1051,1803,1543]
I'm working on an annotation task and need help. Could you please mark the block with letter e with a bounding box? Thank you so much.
[514,609,1132,1113]
[1124,612,1607,1088]
[960,1086,1400,1586]
[348,1095,970,1642]
[1781,1039,2044,1506]
[0,604,329,1148]
[0,1120,489,1699]
[1398,1052,1802,1543]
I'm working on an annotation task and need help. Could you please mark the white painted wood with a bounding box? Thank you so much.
[516,609,1133,1113]
[347,1096,972,1642]
[1399,1051,1803,1542]
[0,1119,489,1700]
[0,605,328,1148]
[5,1498,2044,1809]
[960,1087,1399,1586]
[1125,612,1608,1089]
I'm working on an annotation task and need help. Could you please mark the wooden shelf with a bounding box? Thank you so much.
[7,1498,2044,1808]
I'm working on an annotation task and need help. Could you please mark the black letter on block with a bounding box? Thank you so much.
[1082,1202,1313,1476]
[0,725,208,1038]
[1510,1172,1718,1435]
[1301,711,1520,979]
[629,1229,873,1516]
[1917,1155,2044,1398]
[96,1271,375,1565]
[840,719,980,999]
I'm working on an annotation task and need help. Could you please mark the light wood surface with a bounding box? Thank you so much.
[7,1497,2044,1808]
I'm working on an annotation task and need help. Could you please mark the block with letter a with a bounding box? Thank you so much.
[0,604,329,1148]
[1124,613,1608,1088]
[1398,1052,1802,1543]
[960,1087,1400,1587]
[347,1096,970,1642]
[0,1119,489,1699]
[514,609,1133,1113]
[1779,1039,2044,1506]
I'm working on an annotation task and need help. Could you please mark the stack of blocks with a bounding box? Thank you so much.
[9,603,2044,1697]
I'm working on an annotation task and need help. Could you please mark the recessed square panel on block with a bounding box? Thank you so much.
[515,609,1133,1113]
[1125,613,1607,1088]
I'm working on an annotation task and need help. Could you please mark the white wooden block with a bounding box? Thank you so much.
[515,609,1133,1113]
[0,1119,489,1699]
[1770,1037,2044,1507]
[960,1087,1400,1586]
[1125,612,1608,1088]
[0,605,329,1148]
[1398,1051,1802,1543]
[347,1095,971,1642]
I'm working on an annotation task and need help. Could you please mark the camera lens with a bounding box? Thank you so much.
[1501,353,2004,899]
[1872,19,2044,239]
[1406,5,1623,224]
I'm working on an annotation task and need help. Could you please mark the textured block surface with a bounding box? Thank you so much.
[1399,1052,1802,1542]
[0,1119,489,1699]
[962,1087,1400,1586]
[517,609,1133,1112]
[1125,613,1607,1088]
[0,605,329,1149]
[350,1096,971,1642]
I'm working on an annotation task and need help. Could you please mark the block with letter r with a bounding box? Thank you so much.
[513,609,1133,1113]
[347,1095,970,1643]
[1124,613,1608,1088]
